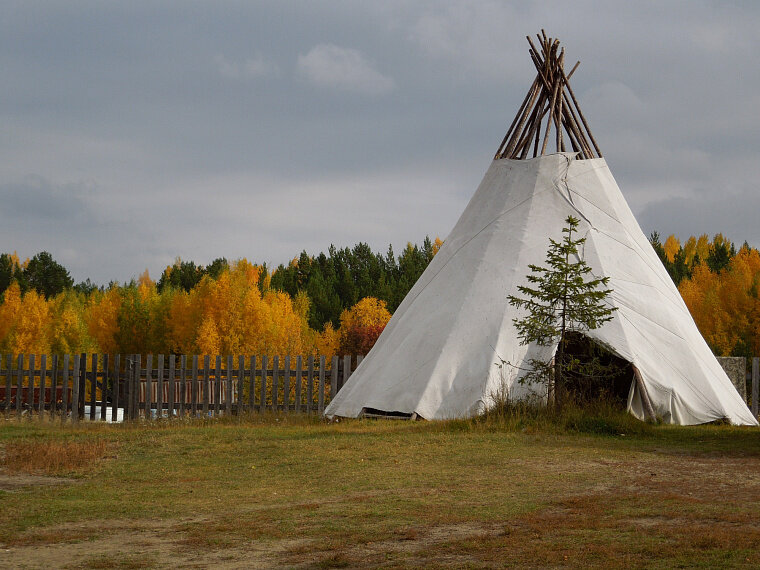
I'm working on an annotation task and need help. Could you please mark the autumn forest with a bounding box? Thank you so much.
[0,233,757,359]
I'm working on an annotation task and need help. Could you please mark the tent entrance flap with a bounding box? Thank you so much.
[558,332,633,406]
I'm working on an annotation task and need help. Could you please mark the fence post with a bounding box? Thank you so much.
[100,354,109,421]
[341,355,351,392]
[247,355,256,412]
[5,354,12,417]
[157,354,165,419]
[28,354,35,415]
[753,357,759,418]
[307,356,314,415]
[191,355,199,417]
[272,355,279,412]
[226,355,233,417]
[111,354,120,423]
[168,354,175,419]
[71,354,81,424]
[259,355,267,412]
[202,355,210,417]
[132,354,141,421]
[318,355,326,415]
[214,355,221,417]
[87,354,96,420]
[16,354,23,418]
[39,354,47,415]
[295,356,303,413]
[78,352,86,421]
[61,355,70,425]
[50,354,59,419]
[330,356,339,405]
[145,354,153,420]
[124,355,131,421]
[236,355,245,416]
[283,355,290,414]
[180,355,187,417]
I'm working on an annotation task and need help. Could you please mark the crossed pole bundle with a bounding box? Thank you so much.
[494,31,603,160]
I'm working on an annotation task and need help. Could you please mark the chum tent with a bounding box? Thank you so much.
[325,33,757,426]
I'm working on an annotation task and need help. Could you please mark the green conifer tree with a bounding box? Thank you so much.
[507,216,616,408]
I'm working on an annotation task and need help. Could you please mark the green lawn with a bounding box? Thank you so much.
[1,413,759,568]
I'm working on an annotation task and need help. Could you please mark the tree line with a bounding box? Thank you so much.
[649,232,760,358]
[0,238,442,359]
[1,232,757,360]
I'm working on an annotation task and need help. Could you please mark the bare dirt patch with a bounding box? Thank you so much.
[0,473,76,491]
[0,518,314,570]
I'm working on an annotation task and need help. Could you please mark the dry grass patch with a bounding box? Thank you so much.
[1,439,109,476]
[0,415,759,568]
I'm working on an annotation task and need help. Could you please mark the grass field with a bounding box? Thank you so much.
[1,411,759,569]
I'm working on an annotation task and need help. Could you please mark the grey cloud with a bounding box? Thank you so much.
[0,176,94,222]
[1,1,760,285]
[297,44,395,95]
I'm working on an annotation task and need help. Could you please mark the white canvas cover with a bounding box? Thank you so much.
[325,153,757,425]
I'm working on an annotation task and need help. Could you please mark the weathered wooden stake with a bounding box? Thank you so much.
[307,355,314,415]
[295,355,303,413]
[61,355,70,425]
[157,354,165,418]
[112,354,120,422]
[39,354,47,415]
[318,356,326,415]
[259,355,268,412]
[71,354,81,424]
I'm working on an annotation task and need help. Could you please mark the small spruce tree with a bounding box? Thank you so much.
[507,216,616,408]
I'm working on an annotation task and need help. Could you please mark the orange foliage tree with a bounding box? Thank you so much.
[338,297,391,356]
[679,246,760,356]
[0,283,52,356]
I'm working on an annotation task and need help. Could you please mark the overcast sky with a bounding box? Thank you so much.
[3,1,759,284]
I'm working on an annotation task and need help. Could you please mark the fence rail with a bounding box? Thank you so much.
[0,353,363,423]
[3,354,757,423]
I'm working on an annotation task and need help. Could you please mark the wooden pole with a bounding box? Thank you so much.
[295,356,303,413]
[259,355,267,412]
[272,355,279,412]
[280,355,288,414]
[214,355,222,417]
[317,355,326,415]
[567,60,580,80]
[307,355,315,414]
[495,77,539,159]
[71,354,80,424]
[191,355,199,417]
[61,355,70,425]
[89,354,97,420]
[560,69,602,156]
[540,48,562,155]
[38,354,47,415]
[100,354,109,421]
[157,354,165,419]
[51,354,59,419]
[556,49,565,152]
[111,354,120,423]
[168,355,175,418]
[501,81,542,159]
[16,354,23,418]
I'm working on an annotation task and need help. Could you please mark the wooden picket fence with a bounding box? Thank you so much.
[0,354,363,423]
